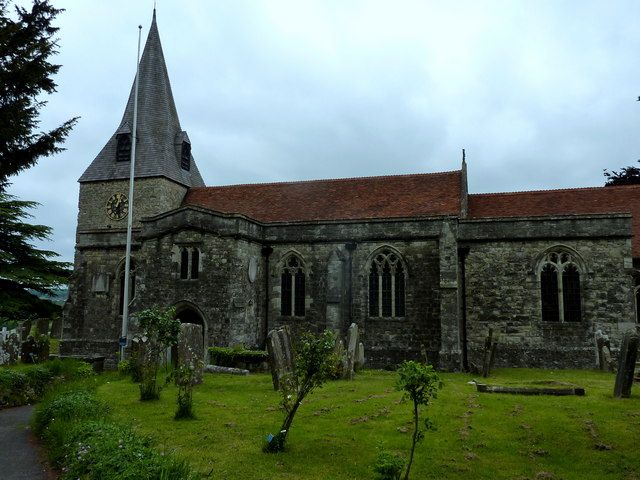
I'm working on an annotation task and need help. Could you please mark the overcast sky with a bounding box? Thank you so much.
[7,0,640,263]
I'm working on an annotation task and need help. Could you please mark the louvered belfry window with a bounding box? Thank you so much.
[181,141,191,171]
[116,133,132,162]
[281,255,305,317]
[369,250,406,318]
[539,250,582,323]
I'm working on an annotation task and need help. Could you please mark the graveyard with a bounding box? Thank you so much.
[94,367,640,479]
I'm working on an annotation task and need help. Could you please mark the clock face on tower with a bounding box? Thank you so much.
[106,193,128,220]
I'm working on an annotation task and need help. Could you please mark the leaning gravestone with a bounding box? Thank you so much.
[35,318,49,336]
[177,323,204,385]
[50,317,63,339]
[0,333,20,365]
[482,328,498,378]
[266,326,294,390]
[614,331,639,398]
[342,323,359,380]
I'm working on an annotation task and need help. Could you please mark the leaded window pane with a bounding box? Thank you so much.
[382,262,392,317]
[541,264,559,322]
[294,270,305,316]
[191,249,199,280]
[395,264,405,317]
[562,264,581,322]
[281,272,292,316]
[369,266,379,317]
[180,248,189,280]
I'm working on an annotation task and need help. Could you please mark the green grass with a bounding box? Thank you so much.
[96,369,640,479]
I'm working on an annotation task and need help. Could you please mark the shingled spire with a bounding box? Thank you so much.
[79,10,204,187]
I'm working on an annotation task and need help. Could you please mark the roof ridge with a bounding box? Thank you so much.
[470,183,640,197]
[191,169,462,190]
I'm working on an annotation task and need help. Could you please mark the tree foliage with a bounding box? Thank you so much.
[396,361,442,480]
[0,0,78,189]
[264,330,338,453]
[0,192,69,320]
[134,307,180,401]
[604,160,640,186]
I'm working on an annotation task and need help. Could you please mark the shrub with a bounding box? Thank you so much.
[34,385,195,479]
[373,448,405,480]
[33,389,108,434]
[0,359,92,408]
[264,330,338,453]
[208,346,268,370]
[174,362,198,420]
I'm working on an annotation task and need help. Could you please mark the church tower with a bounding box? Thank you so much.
[61,11,203,364]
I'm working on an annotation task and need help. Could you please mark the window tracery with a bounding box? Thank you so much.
[539,250,582,322]
[281,255,305,317]
[369,249,405,318]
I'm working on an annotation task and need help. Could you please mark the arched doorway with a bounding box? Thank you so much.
[171,304,207,366]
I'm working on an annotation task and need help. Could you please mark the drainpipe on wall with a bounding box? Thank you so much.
[458,246,470,371]
[261,245,273,348]
[345,242,357,330]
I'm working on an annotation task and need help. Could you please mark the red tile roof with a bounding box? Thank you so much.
[469,184,640,256]
[183,171,462,223]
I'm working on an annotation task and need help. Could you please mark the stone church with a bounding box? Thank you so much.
[62,12,640,370]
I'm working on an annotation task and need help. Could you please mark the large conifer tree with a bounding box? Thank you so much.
[0,0,76,322]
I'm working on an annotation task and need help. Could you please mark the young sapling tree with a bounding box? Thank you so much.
[264,330,337,452]
[396,361,442,480]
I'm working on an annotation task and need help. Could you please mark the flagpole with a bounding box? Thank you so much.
[120,24,143,361]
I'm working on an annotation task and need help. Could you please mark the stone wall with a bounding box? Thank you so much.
[463,237,635,369]
[77,178,187,231]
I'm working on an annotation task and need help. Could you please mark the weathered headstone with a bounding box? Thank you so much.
[614,331,639,398]
[177,323,204,385]
[35,318,49,336]
[21,335,49,364]
[1,327,7,342]
[595,330,612,371]
[482,328,497,378]
[266,326,294,390]
[50,317,63,339]
[0,333,20,365]
[355,341,365,371]
[342,323,359,380]
[420,343,428,364]
[19,319,32,341]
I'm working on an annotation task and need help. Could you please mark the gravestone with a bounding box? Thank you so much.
[342,323,359,380]
[0,333,20,365]
[355,341,365,371]
[614,331,639,398]
[266,326,293,390]
[50,317,63,339]
[35,318,49,336]
[595,330,612,371]
[177,323,204,385]
[1,327,7,342]
[19,319,32,341]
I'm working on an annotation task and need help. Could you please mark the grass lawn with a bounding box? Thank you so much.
[96,368,640,479]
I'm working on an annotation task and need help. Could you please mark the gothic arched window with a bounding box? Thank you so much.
[179,247,200,280]
[281,255,305,317]
[539,250,582,322]
[369,249,406,318]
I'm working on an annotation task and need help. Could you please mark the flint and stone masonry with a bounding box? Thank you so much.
[61,11,640,370]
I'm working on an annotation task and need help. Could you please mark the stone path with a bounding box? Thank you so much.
[0,405,56,479]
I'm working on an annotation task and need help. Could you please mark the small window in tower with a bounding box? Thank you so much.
[116,133,132,162]
[181,142,191,171]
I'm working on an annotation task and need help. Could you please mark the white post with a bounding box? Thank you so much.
[120,25,143,361]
